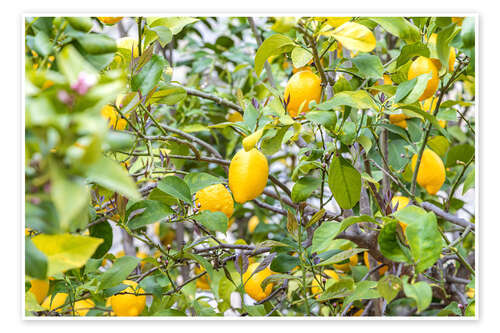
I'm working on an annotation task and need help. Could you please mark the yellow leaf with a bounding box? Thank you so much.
[242,129,264,151]
[323,22,376,53]
[31,234,103,276]
[315,17,352,28]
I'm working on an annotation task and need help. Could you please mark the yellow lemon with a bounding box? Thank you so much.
[101,105,127,130]
[411,149,446,195]
[389,113,409,129]
[72,299,95,316]
[466,288,475,298]
[383,74,393,85]
[311,269,339,298]
[242,129,264,152]
[408,56,440,101]
[421,98,446,128]
[227,111,243,123]
[110,280,146,316]
[194,266,211,290]
[242,263,274,302]
[42,292,68,312]
[29,279,50,304]
[116,37,140,61]
[333,254,358,273]
[247,216,261,233]
[228,149,269,204]
[97,17,123,25]
[284,70,322,117]
[391,195,411,233]
[195,184,234,219]
[363,252,388,275]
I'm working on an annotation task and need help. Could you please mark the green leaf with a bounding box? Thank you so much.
[340,122,357,145]
[65,17,93,32]
[73,33,117,55]
[56,45,98,84]
[406,212,443,273]
[291,46,313,68]
[26,291,46,312]
[460,17,475,49]
[342,280,380,311]
[446,144,474,168]
[261,126,290,155]
[305,111,337,132]
[99,256,141,290]
[462,167,475,194]
[427,136,450,157]
[194,211,228,233]
[378,221,411,263]
[465,300,475,317]
[396,42,430,68]
[403,279,432,313]
[351,54,384,79]
[86,156,141,201]
[153,309,187,316]
[437,302,462,316]
[371,17,420,43]
[311,221,341,253]
[33,31,52,57]
[89,221,113,258]
[157,175,192,204]
[31,234,103,276]
[401,73,432,104]
[317,90,377,110]
[184,172,223,193]
[377,123,410,143]
[150,26,173,46]
[317,248,365,267]
[328,156,361,209]
[131,54,167,96]
[127,200,174,230]
[291,176,322,203]
[270,253,300,273]
[377,274,403,303]
[394,78,417,103]
[25,238,48,279]
[148,17,198,35]
[318,278,355,301]
[338,215,377,235]
[148,85,186,105]
[254,34,295,75]
[436,24,458,70]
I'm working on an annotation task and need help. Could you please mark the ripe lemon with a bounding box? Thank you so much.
[363,252,388,275]
[228,149,269,203]
[110,280,146,316]
[383,74,393,85]
[427,34,456,72]
[72,299,95,316]
[101,105,127,130]
[311,269,339,298]
[29,279,50,304]
[411,149,446,195]
[194,266,211,290]
[242,263,274,302]
[195,184,234,219]
[97,17,123,25]
[227,111,243,123]
[284,70,322,117]
[42,292,68,312]
[407,56,440,101]
[247,216,260,233]
[333,254,358,272]
[389,113,409,129]
[421,98,446,128]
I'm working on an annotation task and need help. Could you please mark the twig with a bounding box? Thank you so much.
[248,17,276,88]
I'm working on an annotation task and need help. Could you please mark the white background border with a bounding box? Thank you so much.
[2,0,494,331]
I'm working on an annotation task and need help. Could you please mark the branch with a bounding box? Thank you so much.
[248,17,276,88]
[420,202,475,230]
[184,87,243,113]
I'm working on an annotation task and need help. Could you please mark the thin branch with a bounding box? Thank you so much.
[248,17,276,88]
[184,87,243,113]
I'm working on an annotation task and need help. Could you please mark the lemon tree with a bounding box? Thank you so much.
[25,16,475,317]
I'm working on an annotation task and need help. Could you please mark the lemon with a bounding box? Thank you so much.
[333,254,358,272]
[29,279,50,304]
[242,129,264,152]
[195,184,234,219]
[391,195,410,233]
[194,266,211,290]
[42,292,68,312]
[383,74,393,85]
[227,111,243,123]
[427,33,456,72]
[411,149,446,195]
[242,263,274,302]
[389,113,409,129]
[116,37,140,62]
[407,56,440,101]
[101,105,127,131]
[284,70,322,117]
[247,216,260,233]
[421,98,446,128]
[97,17,123,25]
[228,149,269,203]
[363,251,388,275]
[72,299,95,316]
[110,280,146,316]
[311,269,339,298]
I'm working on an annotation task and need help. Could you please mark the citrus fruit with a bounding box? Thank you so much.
[242,263,274,302]
[407,56,440,101]
[389,113,409,129]
[391,196,411,232]
[101,105,127,130]
[333,253,358,272]
[42,292,68,312]
[195,184,234,219]
[247,216,260,233]
[421,98,446,128]
[116,37,140,61]
[228,148,269,203]
[97,17,123,25]
[110,280,146,316]
[29,279,50,304]
[411,149,446,195]
[227,111,243,123]
[284,70,322,117]
[72,299,95,316]
[427,33,456,72]
[383,74,393,85]
[242,129,264,151]
[363,252,388,275]
[311,269,339,298]
[194,266,211,290]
